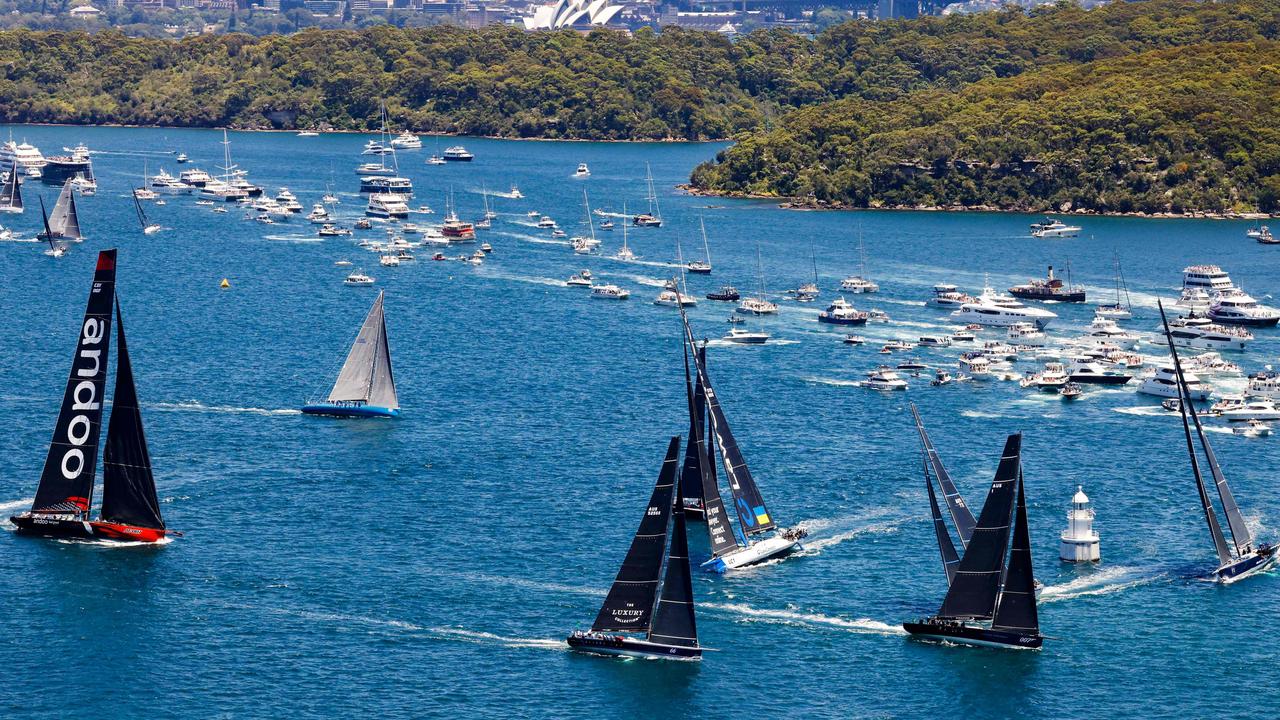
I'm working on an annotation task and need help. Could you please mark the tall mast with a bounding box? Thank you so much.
[700,217,711,265]
[621,202,629,253]
[583,188,595,243]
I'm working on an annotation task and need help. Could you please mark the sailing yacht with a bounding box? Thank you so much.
[681,319,806,571]
[840,234,879,293]
[1096,254,1133,318]
[570,188,601,254]
[0,160,24,213]
[567,436,702,660]
[687,218,712,274]
[633,163,663,227]
[1158,302,1277,583]
[910,404,977,585]
[904,432,1043,649]
[614,202,636,261]
[37,179,83,243]
[132,190,161,235]
[10,250,174,543]
[736,247,779,315]
[302,291,399,418]
[37,198,66,257]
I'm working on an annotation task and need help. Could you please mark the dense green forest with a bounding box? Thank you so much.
[0,0,1277,211]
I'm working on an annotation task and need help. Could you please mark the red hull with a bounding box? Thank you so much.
[89,521,167,543]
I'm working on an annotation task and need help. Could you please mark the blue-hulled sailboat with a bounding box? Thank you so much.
[1159,302,1276,583]
[568,436,702,660]
[302,291,399,418]
[904,433,1044,649]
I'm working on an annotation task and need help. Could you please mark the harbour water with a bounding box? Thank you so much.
[2,127,1278,718]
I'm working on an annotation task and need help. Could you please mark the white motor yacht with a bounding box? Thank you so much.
[149,168,191,193]
[0,139,47,177]
[179,168,213,187]
[929,283,974,306]
[366,193,410,219]
[379,254,401,267]
[951,286,1058,329]
[1210,396,1280,422]
[343,271,375,286]
[1208,289,1280,327]
[536,216,556,228]
[1172,287,1212,315]
[318,224,352,237]
[1006,322,1047,346]
[575,163,590,177]
[199,179,248,202]
[566,270,593,287]
[959,354,993,378]
[590,284,629,300]
[1247,370,1280,400]
[1182,264,1235,294]
[390,132,422,149]
[1163,315,1253,351]
[443,146,474,161]
[724,327,770,344]
[1085,314,1141,349]
[1233,420,1273,437]
[818,296,869,325]
[1030,218,1082,238]
[275,189,303,213]
[307,203,331,224]
[864,366,908,390]
[918,336,952,348]
[1139,365,1212,400]
[1181,352,1242,377]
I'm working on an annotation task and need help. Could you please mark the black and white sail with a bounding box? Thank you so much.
[938,433,1022,621]
[132,190,150,230]
[325,291,398,410]
[924,455,961,585]
[591,437,680,633]
[29,249,116,514]
[910,404,976,547]
[698,356,776,537]
[99,299,165,531]
[648,462,699,648]
[681,336,737,557]
[679,343,708,505]
[991,470,1038,635]
[46,178,82,241]
[0,161,22,212]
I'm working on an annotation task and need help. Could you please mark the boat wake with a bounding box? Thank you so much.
[801,376,863,388]
[263,234,323,244]
[704,602,906,636]
[459,572,604,597]
[429,627,565,650]
[1039,566,1166,603]
[960,409,1005,419]
[797,512,906,554]
[149,400,302,416]
[483,271,575,289]
[1112,406,1172,418]
[878,298,928,308]
[0,236,37,243]
[53,535,175,548]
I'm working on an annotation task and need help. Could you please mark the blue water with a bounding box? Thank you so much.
[2,126,1278,719]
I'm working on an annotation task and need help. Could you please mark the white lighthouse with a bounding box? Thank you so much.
[1059,485,1100,562]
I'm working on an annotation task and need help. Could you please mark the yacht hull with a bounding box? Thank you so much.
[1068,374,1131,385]
[702,534,800,572]
[1207,313,1280,328]
[566,634,701,660]
[10,514,167,543]
[1216,547,1277,583]
[903,620,1043,650]
[301,403,399,418]
[818,315,868,326]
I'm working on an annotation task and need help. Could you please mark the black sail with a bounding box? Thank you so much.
[31,249,116,514]
[649,466,699,648]
[697,352,777,537]
[910,403,976,546]
[925,454,961,586]
[681,325,739,557]
[591,437,680,633]
[1,161,21,211]
[679,344,708,505]
[99,300,165,530]
[938,434,1021,621]
[992,470,1039,634]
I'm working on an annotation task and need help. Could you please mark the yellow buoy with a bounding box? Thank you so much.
[220,278,230,289]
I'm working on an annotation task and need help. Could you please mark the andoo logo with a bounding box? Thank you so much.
[60,317,106,482]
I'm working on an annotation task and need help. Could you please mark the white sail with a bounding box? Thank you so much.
[327,291,398,410]
[48,179,81,239]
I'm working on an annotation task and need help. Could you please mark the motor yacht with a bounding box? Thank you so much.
[1065,359,1132,385]
[918,336,951,348]
[297,130,319,137]
[977,341,1018,361]
[1059,382,1084,399]
[1182,264,1235,294]
[443,146,474,162]
[354,218,373,230]
[1006,322,1047,346]
[363,139,392,156]
[959,354,993,378]
[199,179,248,202]
[379,254,401,267]
[536,216,556,228]
[1247,370,1280,400]
[1210,396,1280,422]
[566,270,593,287]
[1182,352,1242,377]
[929,283,974,307]
[864,366,908,390]
[706,286,740,302]
[724,327,770,344]
[1085,314,1141,349]
[252,197,290,217]
[175,153,189,163]
[1138,365,1212,400]
[575,163,590,177]
[322,192,340,204]
[356,162,397,176]
[390,132,422,150]
[1030,218,1081,238]
[818,296,868,325]
[951,286,1058,329]
[0,139,47,177]
[1233,419,1273,437]
[1172,287,1212,315]
[149,168,190,194]
[179,168,213,188]
[366,193,410,219]
[951,328,977,342]
[843,334,867,345]
[1208,289,1280,327]
[318,224,352,237]
[273,189,302,213]
[1163,314,1253,351]
[344,271,375,286]
[1020,362,1069,390]
[736,297,779,315]
[306,204,331,224]
[590,284,629,300]
[653,279,697,307]
[360,176,413,195]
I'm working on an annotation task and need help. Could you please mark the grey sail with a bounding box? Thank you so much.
[1160,303,1234,564]
[327,291,398,410]
[48,179,75,238]
[911,403,976,546]
[1192,417,1253,554]
[924,453,961,586]
[591,437,680,633]
[682,332,737,557]
[63,191,82,241]
[938,434,1021,621]
[648,462,698,648]
[992,470,1039,634]
[0,162,21,211]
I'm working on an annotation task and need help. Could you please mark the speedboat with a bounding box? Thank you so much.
[1059,382,1084,399]
[818,296,868,325]
[930,369,954,386]
[864,366,908,390]
[929,283,974,307]
[1163,314,1253,351]
[706,286,740,302]
[575,163,590,177]
[1084,314,1140,349]
[536,216,556,228]
[175,153,188,163]
[1209,396,1280,422]
[951,286,1058,329]
[1138,365,1212,400]
[318,224,352,237]
[296,130,319,137]
[590,284,629,300]
[843,334,867,345]
[653,279,697,307]
[571,235,600,254]
[1233,420,1273,437]
[566,270,593,287]
[552,229,567,238]
[724,327,770,344]
[344,271,375,286]
[736,297,779,315]
[443,146,474,162]
[600,220,615,231]
[481,243,493,253]
[1030,218,1081,238]
[1208,289,1280,327]
[307,203,331,224]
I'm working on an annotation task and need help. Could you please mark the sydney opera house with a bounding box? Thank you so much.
[521,0,624,29]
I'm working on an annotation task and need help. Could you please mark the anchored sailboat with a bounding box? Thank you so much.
[904,433,1043,649]
[633,163,663,227]
[0,160,23,213]
[37,178,82,242]
[910,404,977,585]
[687,218,712,274]
[10,250,174,543]
[1159,301,1276,582]
[681,317,806,571]
[614,201,636,261]
[568,436,702,660]
[133,189,161,235]
[1097,253,1133,319]
[302,291,399,418]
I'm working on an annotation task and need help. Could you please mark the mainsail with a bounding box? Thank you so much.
[938,434,1021,620]
[925,454,961,586]
[132,190,150,230]
[991,470,1039,634]
[0,161,22,211]
[326,291,398,410]
[679,344,708,504]
[696,351,776,537]
[681,334,737,557]
[99,300,165,530]
[31,250,116,513]
[648,462,699,648]
[47,179,81,240]
[910,404,976,546]
[591,437,680,633]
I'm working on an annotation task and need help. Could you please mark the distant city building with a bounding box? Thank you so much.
[522,0,623,29]
[69,4,102,16]
[878,0,918,18]
[303,0,345,14]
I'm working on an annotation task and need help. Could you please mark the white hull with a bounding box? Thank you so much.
[703,534,800,572]
[1138,381,1210,401]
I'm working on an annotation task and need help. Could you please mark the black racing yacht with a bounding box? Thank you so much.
[567,437,702,660]
[904,432,1043,649]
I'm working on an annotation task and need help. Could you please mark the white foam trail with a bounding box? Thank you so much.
[0,498,34,513]
[1,236,38,243]
[149,401,301,416]
[430,627,565,650]
[53,535,174,547]
[461,572,604,597]
[1040,566,1165,603]
[961,410,1004,419]
[799,516,905,554]
[1112,406,1172,417]
[482,271,575,289]
[705,603,906,636]
[801,376,863,388]
[879,298,928,307]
